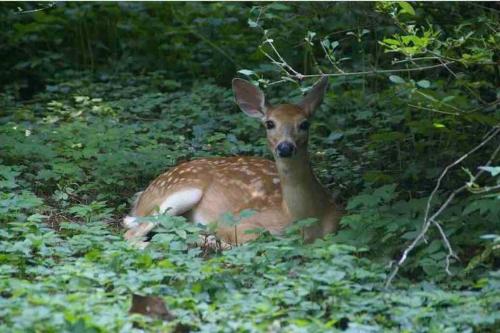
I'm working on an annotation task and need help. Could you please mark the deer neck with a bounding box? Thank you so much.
[275,149,329,220]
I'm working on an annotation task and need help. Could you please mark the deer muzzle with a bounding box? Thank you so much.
[276,141,296,158]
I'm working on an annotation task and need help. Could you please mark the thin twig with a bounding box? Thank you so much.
[259,47,291,76]
[262,39,303,78]
[266,79,288,86]
[469,99,500,114]
[410,100,500,116]
[434,55,489,105]
[392,57,442,64]
[432,220,459,275]
[15,2,55,14]
[282,62,453,79]
[408,104,459,116]
[414,90,462,112]
[320,41,345,74]
[437,57,457,78]
[467,183,500,194]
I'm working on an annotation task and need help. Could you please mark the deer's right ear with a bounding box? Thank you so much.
[232,78,267,119]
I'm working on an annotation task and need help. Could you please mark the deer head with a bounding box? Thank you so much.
[232,77,329,159]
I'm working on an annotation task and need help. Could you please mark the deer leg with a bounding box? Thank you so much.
[124,188,203,246]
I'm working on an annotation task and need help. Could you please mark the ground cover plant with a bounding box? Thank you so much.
[0,2,499,332]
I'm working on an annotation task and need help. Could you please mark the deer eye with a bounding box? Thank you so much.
[299,120,310,131]
[265,120,275,130]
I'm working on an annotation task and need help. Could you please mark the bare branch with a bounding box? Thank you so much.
[319,41,345,74]
[266,79,289,86]
[433,220,459,275]
[392,57,442,64]
[408,104,459,116]
[262,39,303,79]
[438,57,458,78]
[260,37,455,81]
[294,62,453,79]
[385,127,500,288]
[424,127,500,224]
[414,90,462,113]
[15,2,55,14]
[467,183,500,194]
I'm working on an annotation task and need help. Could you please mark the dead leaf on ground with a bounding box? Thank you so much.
[129,294,175,321]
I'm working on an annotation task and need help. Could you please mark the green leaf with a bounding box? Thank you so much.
[417,80,430,88]
[478,166,500,177]
[399,2,416,16]
[382,38,400,46]
[389,75,405,84]
[268,3,291,11]
[175,229,187,239]
[247,19,258,28]
[237,69,256,77]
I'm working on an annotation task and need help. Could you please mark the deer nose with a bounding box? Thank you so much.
[276,141,296,158]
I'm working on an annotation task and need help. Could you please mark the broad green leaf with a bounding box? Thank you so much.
[417,80,431,88]
[268,3,291,11]
[399,2,416,16]
[247,19,258,28]
[389,75,405,84]
[237,69,256,77]
[478,166,500,177]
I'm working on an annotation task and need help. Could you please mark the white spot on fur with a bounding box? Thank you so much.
[159,188,203,215]
[252,179,264,188]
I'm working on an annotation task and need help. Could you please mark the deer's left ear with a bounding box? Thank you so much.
[297,76,329,117]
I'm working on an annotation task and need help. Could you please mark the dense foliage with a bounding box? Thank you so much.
[0,2,499,332]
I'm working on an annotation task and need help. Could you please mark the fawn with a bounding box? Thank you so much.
[123,77,343,247]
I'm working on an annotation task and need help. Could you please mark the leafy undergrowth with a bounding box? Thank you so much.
[1,206,499,332]
[1,72,499,332]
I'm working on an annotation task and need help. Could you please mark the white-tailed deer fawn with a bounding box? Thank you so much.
[123,76,343,247]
